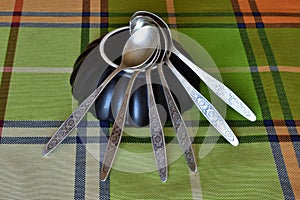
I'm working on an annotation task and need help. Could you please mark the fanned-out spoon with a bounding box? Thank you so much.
[130,11,257,146]
[42,26,159,156]
[131,18,197,174]
[158,64,197,172]
[145,66,168,182]
[132,11,256,122]
[99,26,170,182]
[100,26,160,181]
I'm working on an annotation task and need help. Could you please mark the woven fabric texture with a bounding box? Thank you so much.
[0,0,299,199]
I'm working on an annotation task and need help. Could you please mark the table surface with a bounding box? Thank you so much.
[0,0,299,199]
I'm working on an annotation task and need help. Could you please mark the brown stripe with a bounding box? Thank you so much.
[263,23,300,28]
[248,0,263,23]
[0,0,24,138]
[81,0,90,52]
[242,22,300,28]
[231,0,246,24]
[100,0,108,36]
[82,0,90,25]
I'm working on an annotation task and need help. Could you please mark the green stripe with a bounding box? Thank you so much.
[257,29,294,120]
[81,28,89,52]
[238,29,272,119]
[239,29,257,66]
[257,29,277,66]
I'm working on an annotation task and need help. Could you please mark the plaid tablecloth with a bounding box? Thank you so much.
[0,0,299,199]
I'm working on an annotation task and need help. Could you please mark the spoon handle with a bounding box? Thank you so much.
[42,67,124,156]
[100,70,140,181]
[171,46,256,122]
[146,68,168,182]
[158,65,197,172]
[166,58,239,146]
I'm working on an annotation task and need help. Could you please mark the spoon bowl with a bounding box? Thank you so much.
[120,26,159,68]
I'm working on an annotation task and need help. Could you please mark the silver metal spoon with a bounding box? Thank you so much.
[157,64,197,172]
[99,26,169,182]
[131,19,197,173]
[145,66,168,182]
[131,11,256,121]
[42,26,159,156]
[131,24,170,181]
[100,71,141,181]
[100,28,161,181]
[130,12,256,146]
[166,57,239,146]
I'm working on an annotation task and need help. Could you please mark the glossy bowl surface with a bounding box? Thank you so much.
[70,28,200,126]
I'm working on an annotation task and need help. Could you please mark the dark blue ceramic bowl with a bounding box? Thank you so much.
[70,28,200,127]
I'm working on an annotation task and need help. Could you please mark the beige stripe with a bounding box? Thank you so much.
[1,66,299,74]
[2,127,101,138]
[165,1,203,199]
[258,66,300,73]
[189,170,203,200]
[165,0,177,25]
[206,66,300,74]
[257,66,270,72]
[12,16,102,24]
[201,66,250,74]
[85,144,100,199]
[0,67,73,73]
[278,66,300,73]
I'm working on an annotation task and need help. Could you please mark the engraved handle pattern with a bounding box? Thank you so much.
[172,47,256,122]
[167,59,239,146]
[100,71,140,181]
[158,66,197,172]
[42,67,123,156]
[146,68,168,182]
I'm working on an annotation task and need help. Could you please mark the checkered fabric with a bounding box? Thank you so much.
[0,0,299,199]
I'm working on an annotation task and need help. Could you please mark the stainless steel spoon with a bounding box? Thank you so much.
[166,57,239,146]
[157,64,197,172]
[99,26,169,182]
[42,26,159,156]
[130,12,256,146]
[131,11,256,121]
[100,28,161,181]
[132,19,197,173]
[145,66,168,182]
